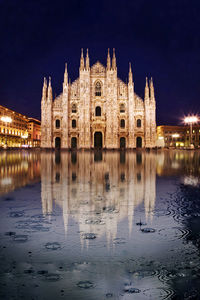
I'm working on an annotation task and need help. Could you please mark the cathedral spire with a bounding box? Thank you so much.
[128,62,133,84]
[150,77,155,101]
[107,48,111,70]
[145,77,149,101]
[63,63,68,87]
[42,77,47,101]
[112,48,116,70]
[85,48,90,70]
[80,48,85,71]
[47,76,53,102]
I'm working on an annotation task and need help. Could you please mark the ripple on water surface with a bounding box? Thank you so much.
[45,273,61,282]
[12,235,28,242]
[82,233,96,239]
[141,227,156,233]
[143,287,175,299]
[9,211,24,218]
[77,281,95,289]
[45,242,61,250]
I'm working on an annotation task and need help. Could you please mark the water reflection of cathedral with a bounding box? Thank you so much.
[41,151,156,246]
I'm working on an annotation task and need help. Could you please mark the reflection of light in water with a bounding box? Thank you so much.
[182,176,199,187]
[0,151,41,195]
[1,177,12,185]
[21,161,29,170]
[171,162,180,169]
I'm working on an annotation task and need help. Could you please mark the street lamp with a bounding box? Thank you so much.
[1,116,12,147]
[184,116,198,148]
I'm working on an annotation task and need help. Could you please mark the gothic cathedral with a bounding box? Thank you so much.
[41,49,156,149]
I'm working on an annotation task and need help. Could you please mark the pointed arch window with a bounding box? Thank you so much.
[95,106,101,116]
[137,119,141,128]
[120,103,125,113]
[95,82,102,96]
[55,119,60,129]
[72,119,76,128]
[72,104,77,113]
[120,119,125,128]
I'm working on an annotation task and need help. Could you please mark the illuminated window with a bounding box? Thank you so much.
[95,106,101,116]
[120,103,125,113]
[95,82,101,96]
[72,119,76,128]
[55,119,60,129]
[137,119,141,127]
[120,119,125,128]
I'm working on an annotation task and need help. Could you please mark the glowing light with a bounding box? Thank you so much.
[22,133,28,139]
[158,136,164,140]
[184,116,198,124]
[1,116,12,123]
[172,133,180,138]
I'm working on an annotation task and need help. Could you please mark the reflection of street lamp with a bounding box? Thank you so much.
[184,116,198,147]
[1,116,12,147]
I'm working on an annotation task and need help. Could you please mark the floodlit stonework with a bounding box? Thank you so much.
[41,49,156,149]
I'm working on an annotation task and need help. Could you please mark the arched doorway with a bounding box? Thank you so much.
[94,132,102,148]
[120,137,126,148]
[136,136,142,148]
[55,137,61,149]
[71,137,77,149]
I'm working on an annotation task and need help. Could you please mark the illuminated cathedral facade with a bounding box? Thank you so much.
[41,49,156,149]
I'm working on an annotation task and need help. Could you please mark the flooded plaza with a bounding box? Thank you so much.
[0,150,200,299]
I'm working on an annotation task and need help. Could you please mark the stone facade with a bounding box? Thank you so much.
[41,49,156,149]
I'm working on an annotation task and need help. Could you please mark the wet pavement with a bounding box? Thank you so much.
[0,150,200,299]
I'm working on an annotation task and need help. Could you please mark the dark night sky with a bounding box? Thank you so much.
[0,0,200,125]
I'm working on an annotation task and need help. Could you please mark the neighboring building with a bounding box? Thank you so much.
[41,49,156,149]
[28,118,41,147]
[157,125,200,148]
[0,105,29,147]
[0,105,41,148]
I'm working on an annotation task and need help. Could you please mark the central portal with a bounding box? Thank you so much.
[94,132,102,148]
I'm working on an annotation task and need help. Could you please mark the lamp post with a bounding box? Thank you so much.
[1,116,12,148]
[184,116,198,148]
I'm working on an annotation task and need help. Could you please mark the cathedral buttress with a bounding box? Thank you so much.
[45,77,53,148]
[105,48,118,148]
[128,63,135,148]
[144,77,151,148]
[79,49,91,148]
[41,77,47,148]
[62,63,69,148]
